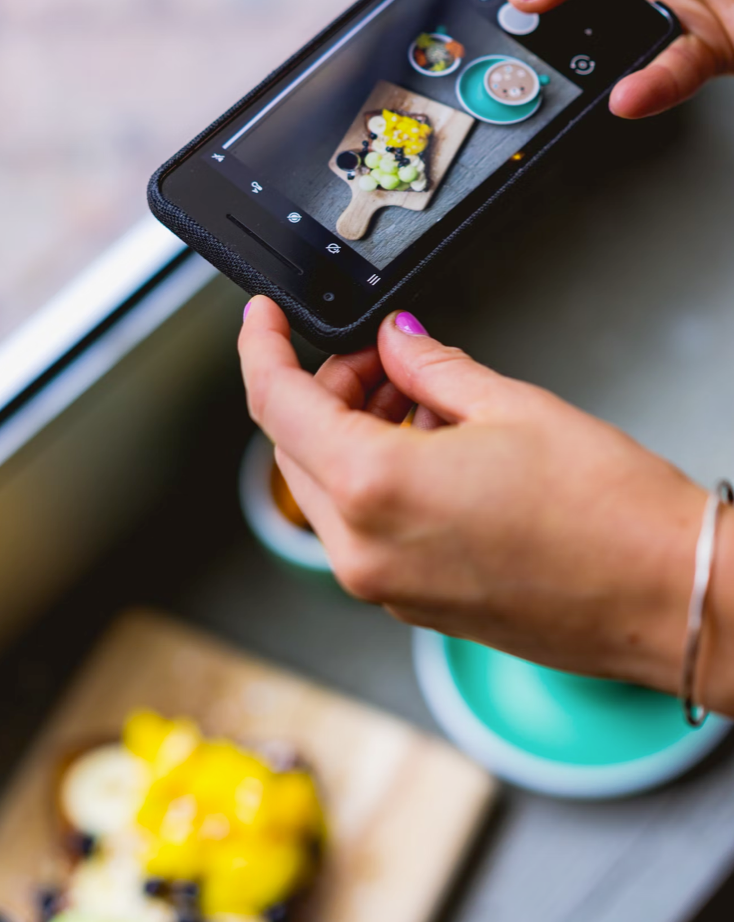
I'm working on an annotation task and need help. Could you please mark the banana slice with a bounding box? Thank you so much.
[367,115,387,135]
[68,851,174,922]
[411,178,428,192]
[60,744,152,837]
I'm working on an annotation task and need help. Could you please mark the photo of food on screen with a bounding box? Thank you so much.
[229,1,581,270]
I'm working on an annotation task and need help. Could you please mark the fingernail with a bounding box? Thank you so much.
[243,300,253,323]
[395,312,428,336]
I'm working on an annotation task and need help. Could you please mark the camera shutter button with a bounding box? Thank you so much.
[497,3,540,36]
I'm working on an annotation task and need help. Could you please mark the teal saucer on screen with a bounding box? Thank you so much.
[413,630,730,799]
[456,55,543,124]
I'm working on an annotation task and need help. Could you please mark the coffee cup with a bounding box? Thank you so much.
[484,57,540,106]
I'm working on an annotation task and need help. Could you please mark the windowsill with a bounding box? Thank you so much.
[0,216,186,415]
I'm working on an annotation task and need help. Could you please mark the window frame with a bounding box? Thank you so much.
[0,218,222,466]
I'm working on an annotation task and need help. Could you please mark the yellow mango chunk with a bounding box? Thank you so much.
[202,839,311,917]
[266,772,324,838]
[145,831,202,880]
[382,109,432,156]
[123,710,200,778]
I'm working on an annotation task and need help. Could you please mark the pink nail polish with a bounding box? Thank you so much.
[395,312,428,336]
[243,301,253,322]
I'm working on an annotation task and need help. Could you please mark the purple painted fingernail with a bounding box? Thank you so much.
[243,300,253,323]
[395,312,428,336]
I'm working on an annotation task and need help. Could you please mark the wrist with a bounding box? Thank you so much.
[698,503,734,716]
[638,484,734,719]
[623,479,706,698]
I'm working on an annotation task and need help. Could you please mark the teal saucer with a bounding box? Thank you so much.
[456,55,543,124]
[413,631,730,798]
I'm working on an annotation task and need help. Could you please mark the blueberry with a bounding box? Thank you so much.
[37,888,61,921]
[265,904,290,922]
[361,139,369,148]
[144,877,167,897]
[78,833,96,857]
[369,132,377,140]
[386,146,394,153]
[171,881,200,902]
[67,830,96,859]
[347,172,355,180]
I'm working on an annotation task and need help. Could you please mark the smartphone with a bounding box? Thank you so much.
[149,0,680,352]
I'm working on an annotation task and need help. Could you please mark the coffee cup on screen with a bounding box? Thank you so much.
[484,58,541,106]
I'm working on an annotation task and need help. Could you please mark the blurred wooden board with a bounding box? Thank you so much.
[0,610,495,922]
[328,80,475,240]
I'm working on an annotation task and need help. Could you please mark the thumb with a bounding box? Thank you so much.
[377,311,506,424]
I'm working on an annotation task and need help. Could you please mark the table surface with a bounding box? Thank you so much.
[1,71,734,922]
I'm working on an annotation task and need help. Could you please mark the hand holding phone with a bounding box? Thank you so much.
[238,294,727,709]
[512,0,734,119]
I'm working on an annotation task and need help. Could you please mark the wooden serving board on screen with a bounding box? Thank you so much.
[329,80,475,241]
[0,611,495,922]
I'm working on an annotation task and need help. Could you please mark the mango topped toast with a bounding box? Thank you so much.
[40,710,325,922]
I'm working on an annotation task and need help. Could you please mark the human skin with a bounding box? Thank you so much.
[236,3,734,714]
[510,0,734,118]
[239,297,734,717]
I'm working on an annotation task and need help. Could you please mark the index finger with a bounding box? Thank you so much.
[238,296,391,485]
[610,34,719,118]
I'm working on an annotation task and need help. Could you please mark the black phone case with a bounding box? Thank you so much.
[148,1,680,353]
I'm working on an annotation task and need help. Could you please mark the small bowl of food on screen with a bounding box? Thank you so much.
[409,32,465,77]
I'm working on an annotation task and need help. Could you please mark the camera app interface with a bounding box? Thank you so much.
[209,0,583,279]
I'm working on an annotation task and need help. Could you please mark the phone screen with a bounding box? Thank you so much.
[162,0,674,322]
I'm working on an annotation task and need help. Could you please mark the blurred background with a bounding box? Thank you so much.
[1,2,734,922]
[0,0,349,339]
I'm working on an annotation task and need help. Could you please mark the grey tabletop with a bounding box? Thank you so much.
[189,76,734,922]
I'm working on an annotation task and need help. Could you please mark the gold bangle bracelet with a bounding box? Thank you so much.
[681,480,734,728]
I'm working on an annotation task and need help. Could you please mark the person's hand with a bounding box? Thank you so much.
[511,0,734,118]
[237,296,734,709]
